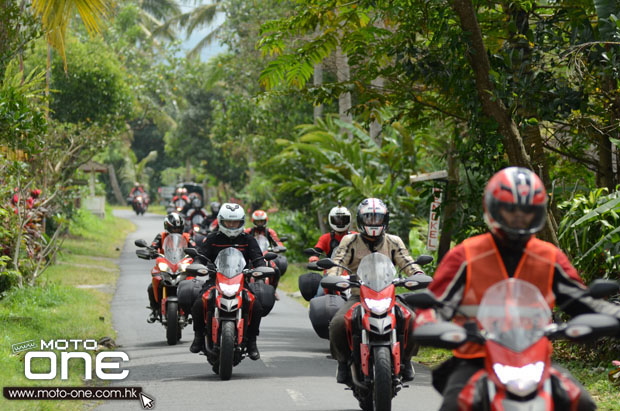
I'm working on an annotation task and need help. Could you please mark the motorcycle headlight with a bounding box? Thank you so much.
[194,226,200,232]
[364,297,392,315]
[157,262,170,272]
[492,361,544,397]
[179,262,190,272]
[219,283,241,297]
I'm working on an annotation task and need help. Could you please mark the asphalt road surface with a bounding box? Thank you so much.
[97,209,442,411]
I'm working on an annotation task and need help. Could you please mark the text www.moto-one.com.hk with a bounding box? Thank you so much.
[4,386,141,400]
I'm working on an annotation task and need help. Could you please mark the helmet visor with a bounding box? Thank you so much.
[360,212,386,226]
[330,214,350,228]
[254,219,266,227]
[494,202,546,234]
[221,219,243,229]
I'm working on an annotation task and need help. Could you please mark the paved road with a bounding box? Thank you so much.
[98,209,442,411]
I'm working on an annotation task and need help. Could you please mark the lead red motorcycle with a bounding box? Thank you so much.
[187,247,275,380]
[407,278,620,411]
[318,253,433,411]
[135,234,194,345]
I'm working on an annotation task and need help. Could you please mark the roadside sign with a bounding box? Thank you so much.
[427,188,442,251]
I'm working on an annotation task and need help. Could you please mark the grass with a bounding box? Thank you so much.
[0,206,134,411]
[558,361,620,410]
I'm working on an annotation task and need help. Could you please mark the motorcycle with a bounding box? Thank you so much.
[186,247,276,380]
[186,209,209,237]
[132,194,148,215]
[406,278,620,411]
[135,235,194,345]
[317,253,433,411]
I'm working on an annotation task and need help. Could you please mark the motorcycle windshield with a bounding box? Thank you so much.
[192,214,205,226]
[162,234,188,265]
[256,235,269,253]
[356,253,396,292]
[214,247,246,279]
[477,278,551,352]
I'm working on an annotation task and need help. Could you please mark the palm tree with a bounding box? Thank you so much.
[31,0,113,70]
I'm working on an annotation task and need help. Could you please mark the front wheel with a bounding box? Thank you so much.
[166,302,178,345]
[219,321,235,380]
[373,347,393,411]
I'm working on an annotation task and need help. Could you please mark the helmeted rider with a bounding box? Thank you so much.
[189,203,266,361]
[415,167,620,411]
[327,198,425,384]
[185,196,207,233]
[245,209,287,292]
[171,187,191,215]
[128,182,148,208]
[309,203,355,262]
[147,212,195,323]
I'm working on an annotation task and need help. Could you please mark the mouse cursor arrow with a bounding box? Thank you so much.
[139,392,154,409]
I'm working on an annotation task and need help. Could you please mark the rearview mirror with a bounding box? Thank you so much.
[279,236,288,242]
[402,292,440,309]
[303,248,320,257]
[316,258,337,270]
[135,239,148,248]
[264,252,278,261]
[587,280,619,299]
[184,248,198,258]
[414,255,434,266]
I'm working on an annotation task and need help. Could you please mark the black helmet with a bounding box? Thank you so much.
[356,198,389,239]
[164,212,184,234]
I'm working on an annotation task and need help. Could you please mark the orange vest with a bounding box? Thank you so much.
[454,233,557,358]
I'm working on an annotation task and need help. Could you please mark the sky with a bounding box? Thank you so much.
[177,6,228,62]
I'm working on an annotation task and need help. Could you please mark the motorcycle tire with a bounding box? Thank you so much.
[373,346,393,411]
[219,321,235,380]
[166,302,178,345]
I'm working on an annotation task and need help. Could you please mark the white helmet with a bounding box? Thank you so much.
[217,203,245,238]
[328,205,351,232]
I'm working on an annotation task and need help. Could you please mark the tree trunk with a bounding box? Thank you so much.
[335,46,352,135]
[369,76,384,146]
[185,157,191,181]
[108,164,126,204]
[451,0,558,245]
[313,62,323,122]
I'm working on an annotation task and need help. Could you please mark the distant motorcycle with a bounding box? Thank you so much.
[318,253,433,411]
[135,234,194,345]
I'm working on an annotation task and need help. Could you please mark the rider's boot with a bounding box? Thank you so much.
[337,361,352,384]
[146,308,157,323]
[189,332,205,353]
[247,338,260,360]
[401,360,415,382]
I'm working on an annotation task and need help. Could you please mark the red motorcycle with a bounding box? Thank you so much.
[135,234,194,345]
[407,278,620,411]
[318,253,433,411]
[187,247,275,380]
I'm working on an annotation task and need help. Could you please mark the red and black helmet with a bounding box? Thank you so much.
[251,210,268,227]
[483,167,547,242]
[164,212,185,234]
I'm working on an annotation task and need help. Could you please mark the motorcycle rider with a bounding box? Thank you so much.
[128,182,148,210]
[189,203,266,361]
[170,187,191,215]
[414,167,620,411]
[327,198,425,384]
[309,202,355,261]
[245,209,287,293]
[147,212,195,323]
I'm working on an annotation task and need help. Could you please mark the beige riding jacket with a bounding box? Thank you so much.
[326,233,424,296]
